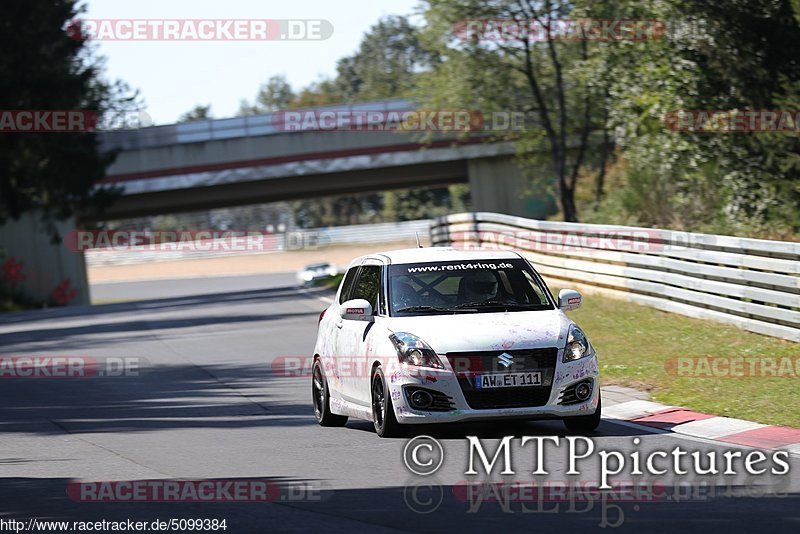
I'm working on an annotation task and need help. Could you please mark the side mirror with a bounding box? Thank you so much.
[340,299,374,322]
[558,289,582,311]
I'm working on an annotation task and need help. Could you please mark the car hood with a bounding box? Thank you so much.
[385,310,570,354]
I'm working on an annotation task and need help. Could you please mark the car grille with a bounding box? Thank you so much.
[458,384,553,409]
[446,348,558,410]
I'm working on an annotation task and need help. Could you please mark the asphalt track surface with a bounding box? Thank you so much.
[1,273,798,533]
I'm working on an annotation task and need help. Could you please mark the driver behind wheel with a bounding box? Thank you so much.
[392,280,419,310]
[460,271,500,303]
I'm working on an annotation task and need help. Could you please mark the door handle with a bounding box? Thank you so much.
[336,320,344,329]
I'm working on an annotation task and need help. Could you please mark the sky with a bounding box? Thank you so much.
[82,0,421,124]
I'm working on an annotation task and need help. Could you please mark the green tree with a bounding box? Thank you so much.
[0,0,130,237]
[238,74,295,115]
[686,0,800,234]
[178,105,212,123]
[380,186,471,222]
[292,79,341,108]
[419,0,609,222]
[598,0,800,234]
[255,74,294,110]
[335,15,439,102]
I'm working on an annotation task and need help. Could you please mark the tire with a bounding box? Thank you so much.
[312,359,348,427]
[371,366,402,438]
[563,393,602,433]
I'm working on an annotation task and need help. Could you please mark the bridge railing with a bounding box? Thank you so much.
[99,99,415,151]
[430,212,800,342]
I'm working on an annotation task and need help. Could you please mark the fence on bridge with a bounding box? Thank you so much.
[100,99,415,151]
[430,212,800,343]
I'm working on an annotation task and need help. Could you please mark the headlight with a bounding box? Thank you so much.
[389,332,444,369]
[301,272,314,281]
[563,324,593,363]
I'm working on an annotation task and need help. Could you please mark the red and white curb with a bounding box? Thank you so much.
[603,400,800,456]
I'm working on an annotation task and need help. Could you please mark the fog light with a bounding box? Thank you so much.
[410,390,433,409]
[575,382,592,401]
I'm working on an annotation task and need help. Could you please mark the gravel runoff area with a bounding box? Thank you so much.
[87,239,417,284]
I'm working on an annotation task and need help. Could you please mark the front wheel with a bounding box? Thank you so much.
[371,366,402,438]
[563,394,602,433]
[312,359,348,427]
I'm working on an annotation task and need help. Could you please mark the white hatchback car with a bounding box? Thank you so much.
[297,262,338,287]
[311,247,600,437]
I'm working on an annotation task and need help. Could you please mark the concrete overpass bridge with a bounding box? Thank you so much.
[90,99,553,222]
[1,100,558,306]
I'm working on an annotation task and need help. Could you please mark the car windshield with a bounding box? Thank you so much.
[388,259,553,316]
[305,263,331,270]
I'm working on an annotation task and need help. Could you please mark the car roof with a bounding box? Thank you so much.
[348,247,522,267]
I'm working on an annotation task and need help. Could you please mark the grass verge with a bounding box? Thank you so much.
[0,289,40,312]
[313,273,344,290]
[564,289,800,428]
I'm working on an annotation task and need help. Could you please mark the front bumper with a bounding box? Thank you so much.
[389,353,600,424]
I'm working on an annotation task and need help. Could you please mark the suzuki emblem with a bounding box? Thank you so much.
[498,352,514,368]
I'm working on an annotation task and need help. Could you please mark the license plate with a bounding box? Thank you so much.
[474,372,542,389]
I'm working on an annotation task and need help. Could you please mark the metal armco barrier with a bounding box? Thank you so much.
[431,212,800,342]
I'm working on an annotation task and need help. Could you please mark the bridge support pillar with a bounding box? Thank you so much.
[467,156,556,219]
[0,213,90,307]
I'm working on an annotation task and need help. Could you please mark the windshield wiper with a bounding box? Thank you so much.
[500,303,547,310]
[455,301,543,310]
[455,301,507,308]
[395,305,459,313]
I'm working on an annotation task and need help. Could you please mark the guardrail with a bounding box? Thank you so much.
[430,212,800,342]
[85,219,429,267]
